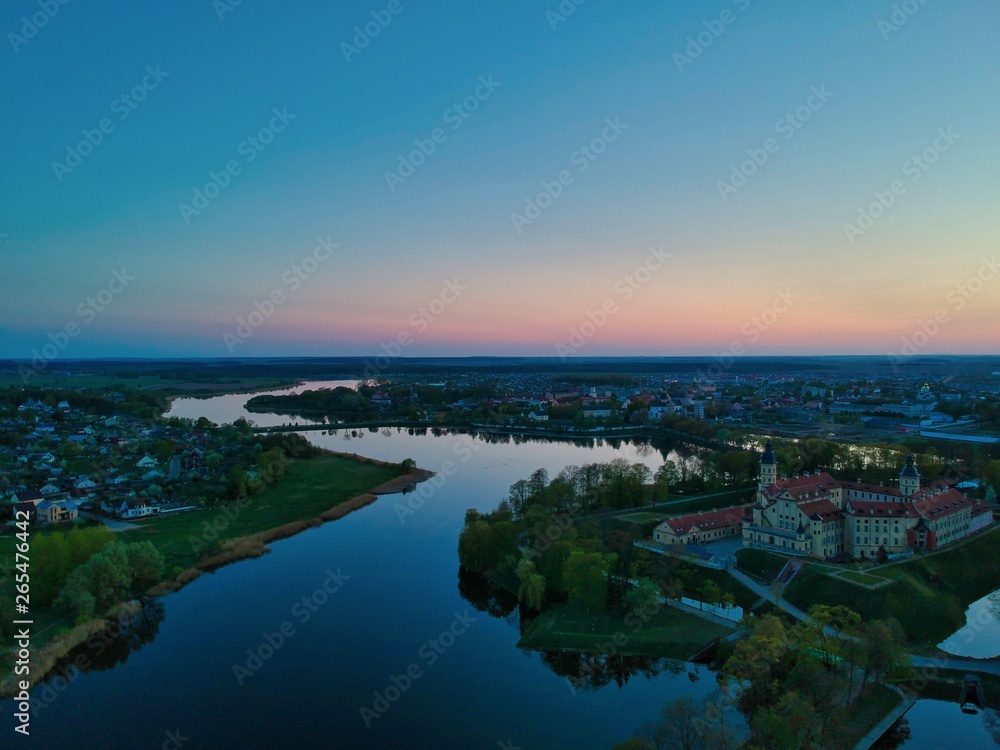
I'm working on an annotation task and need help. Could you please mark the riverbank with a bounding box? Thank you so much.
[1,452,433,697]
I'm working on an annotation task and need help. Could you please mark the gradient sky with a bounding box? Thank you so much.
[2,0,998,359]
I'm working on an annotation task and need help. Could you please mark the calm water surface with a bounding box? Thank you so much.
[3,385,719,749]
[938,590,1000,659]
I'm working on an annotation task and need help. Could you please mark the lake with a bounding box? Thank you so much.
[2,385,719,749]
[939,589,1000,659]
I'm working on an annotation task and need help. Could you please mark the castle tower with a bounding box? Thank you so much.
[899,453,920,497]
[758,439,778,503]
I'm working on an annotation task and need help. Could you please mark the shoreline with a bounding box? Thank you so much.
[0,454,434,698]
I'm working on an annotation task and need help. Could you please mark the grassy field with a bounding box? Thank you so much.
[836,570,889,587]
[517,603,731,660]
[118,454,402,571]
[734,548,788,583]
[616,512,666,524]
[822,684,901,749]
[654,489,755,517]
[785,527,1000,647]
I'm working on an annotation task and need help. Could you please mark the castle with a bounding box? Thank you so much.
[742,440,994,560]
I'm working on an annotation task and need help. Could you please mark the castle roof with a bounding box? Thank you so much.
[656,506,751,536]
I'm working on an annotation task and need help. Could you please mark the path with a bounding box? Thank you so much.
[911,655,1000,677]
[80,511,140,532]
[726,567,812,623]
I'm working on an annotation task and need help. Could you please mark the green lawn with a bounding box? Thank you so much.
[836,570,889,587]
[616,512,666,524]
[822,684,901,749]
[785,527,1000,647]
[517,603,731,660]
[735,548,788,583]
[655,490,755,517]
[119,454,402,571]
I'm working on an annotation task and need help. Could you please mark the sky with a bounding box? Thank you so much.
[1,0,998,360]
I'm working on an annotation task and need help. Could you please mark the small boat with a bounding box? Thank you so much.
[960,675,986,714]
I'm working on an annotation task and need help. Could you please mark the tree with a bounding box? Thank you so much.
[723,615,789,716]
[626,578,661,613]
[125,541,166,589]
[701,580,724,608]
[56,543,133,617]
[861,619,909,689]
[654,696,706,750]
[508,479,531,519]
[751,691,819,750]
[516,559,546,611]
[563,550,615,612]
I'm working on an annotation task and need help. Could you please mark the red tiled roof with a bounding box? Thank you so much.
[910,489,974,520]
[767,472,840,501]
[798,499,843,521]
[846,500,919,518]
[658,506,751,535]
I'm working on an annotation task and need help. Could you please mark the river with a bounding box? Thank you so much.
[2,384,717,749]
[4,383,996,749]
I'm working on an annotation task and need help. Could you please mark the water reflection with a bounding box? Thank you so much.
[32,600,165,707]
[938,590,1000,658]
[873,700,1000,749]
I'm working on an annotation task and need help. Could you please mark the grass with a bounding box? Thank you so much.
[653,489,755,517]
[836,570,889,587]
[517,603,731,660]
[784,527,1000,648]
[616,512,666,524]
[734,548,788,583]
[821,683,901,749]
[118,454,403,572]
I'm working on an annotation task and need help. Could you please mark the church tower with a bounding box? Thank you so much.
[899,453,920,497]
[758,439,778,503]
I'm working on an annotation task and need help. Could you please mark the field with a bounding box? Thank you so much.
[118,454,403,571]
[784,527,1000,648]
[517,603,731,660]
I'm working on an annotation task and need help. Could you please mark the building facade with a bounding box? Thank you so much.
[742,440,993,560]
